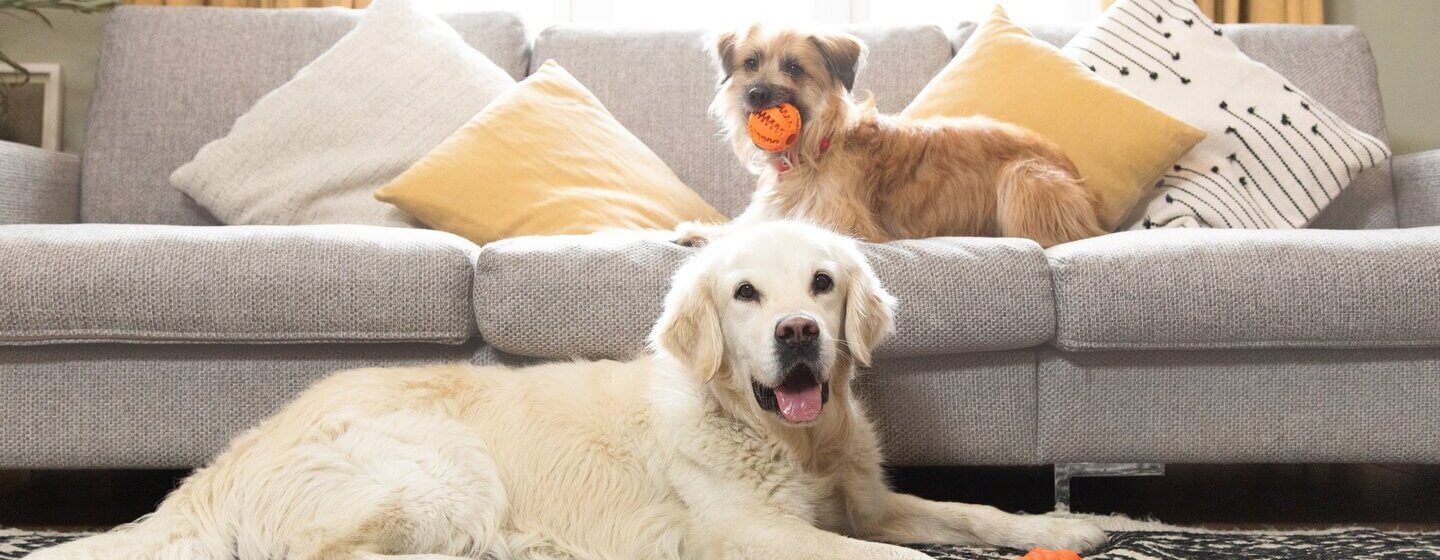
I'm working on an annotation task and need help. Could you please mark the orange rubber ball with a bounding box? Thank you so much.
[747,103,802,152]
[1019,548,1083,560]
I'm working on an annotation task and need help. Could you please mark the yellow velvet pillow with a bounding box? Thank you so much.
[375,60,725,245]
[903,6,1205,229]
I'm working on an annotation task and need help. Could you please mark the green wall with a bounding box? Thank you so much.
[2,4,1437,155]
[1326,0,1440,155]
[0,11,107,154]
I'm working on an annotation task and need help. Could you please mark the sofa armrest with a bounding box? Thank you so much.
[0,140,79,224]
[1394,149,1440,228]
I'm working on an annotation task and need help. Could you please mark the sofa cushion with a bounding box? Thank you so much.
[532,25,954,216]
[1038,347,1440,463]
[957,22,1394,230]
[0,141,79,224]
[907,7,1205,230]
[375,61,725,245]
[82,6,529,225]
[1048,227,1440,350]
[0,341,481,468]
[0,224,478,345]
[474,232,1053,359]
[170,0,517,228]
[1066,2,1391,231]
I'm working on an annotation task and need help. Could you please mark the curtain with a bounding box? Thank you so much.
[1102,0,1323,23]
[124,0,370,7]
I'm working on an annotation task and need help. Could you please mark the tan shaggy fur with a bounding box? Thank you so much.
[680,25,1107,248]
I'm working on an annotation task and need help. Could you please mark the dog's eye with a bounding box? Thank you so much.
[812,272,833,294]
[734,282,759,301]
[784,61,802,76]
[744,57,759,71]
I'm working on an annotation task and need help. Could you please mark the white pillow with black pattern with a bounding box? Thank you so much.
[1063,0,1390,229]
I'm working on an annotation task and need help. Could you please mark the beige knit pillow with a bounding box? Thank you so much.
[170,0,514,226]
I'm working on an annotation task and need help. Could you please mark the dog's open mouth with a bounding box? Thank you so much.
[752,364,829,424]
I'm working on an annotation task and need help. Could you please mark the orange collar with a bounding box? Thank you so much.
[773,137,831,173]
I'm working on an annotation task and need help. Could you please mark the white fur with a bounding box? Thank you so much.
[29,222,1105,560]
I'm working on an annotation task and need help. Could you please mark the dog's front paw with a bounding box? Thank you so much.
[673,221,722,248]
[1006,516,1107,553]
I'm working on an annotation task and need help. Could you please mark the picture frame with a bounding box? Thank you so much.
[0,63,62,151]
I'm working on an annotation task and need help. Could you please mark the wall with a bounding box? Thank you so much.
[1325,0,1440,155]
[0,11,108,154]
[1,4,1437,156]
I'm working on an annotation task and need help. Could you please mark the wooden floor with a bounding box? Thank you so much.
[3,464,1438,532]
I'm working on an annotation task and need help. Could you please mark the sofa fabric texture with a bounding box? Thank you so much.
[856,351,1038,466]
[531,25,954,216]
[1393,150,1440,228]
[0,142,79,224]
[0,343,1032,468]
[169,0,517,227]
[474,233,1054,360]
[1038,348,1440,463]
[0,342,481,468]
[81,6,529,225]
[0,225,479,345]
[1047,226,1440,351]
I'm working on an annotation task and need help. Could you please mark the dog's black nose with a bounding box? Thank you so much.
[776,316,819,347]
[747,86,774,108]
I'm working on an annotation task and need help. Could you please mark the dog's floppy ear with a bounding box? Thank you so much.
[810,32,867,91]
[708,30,741,83]
[650,259,724,381]
[841,245,895,368]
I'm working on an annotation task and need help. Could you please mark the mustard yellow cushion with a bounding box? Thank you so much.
[375,60,724,245]
[903,6,1205,229]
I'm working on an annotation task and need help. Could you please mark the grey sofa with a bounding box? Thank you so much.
[2,7,1438,470]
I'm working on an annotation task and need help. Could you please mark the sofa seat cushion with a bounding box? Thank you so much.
[474,232,1053,360]
[1048,227,1440,350]
[0,224,478,345]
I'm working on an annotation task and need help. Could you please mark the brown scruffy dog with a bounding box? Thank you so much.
[679,25,1106,248]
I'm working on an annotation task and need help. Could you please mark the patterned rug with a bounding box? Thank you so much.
[5,524,1439,559]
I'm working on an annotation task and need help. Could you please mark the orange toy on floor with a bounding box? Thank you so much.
[1020,548,1083,560]
[746,102,801,152]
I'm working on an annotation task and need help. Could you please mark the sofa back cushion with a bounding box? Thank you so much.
[81,6,529,225]
[532,25,954,216]
[957,22,1394,229]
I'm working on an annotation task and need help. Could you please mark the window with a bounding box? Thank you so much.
[418,0,1100,27]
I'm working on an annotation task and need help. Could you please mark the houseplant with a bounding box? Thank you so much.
[0,0,118,114]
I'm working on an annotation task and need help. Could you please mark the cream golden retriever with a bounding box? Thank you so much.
[679,25,1106,248]
[32,222,1104,560]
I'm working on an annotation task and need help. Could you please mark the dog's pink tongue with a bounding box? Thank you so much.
[774,383,823,423]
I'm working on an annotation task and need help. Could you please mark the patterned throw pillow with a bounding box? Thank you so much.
[1064,0,1390,229]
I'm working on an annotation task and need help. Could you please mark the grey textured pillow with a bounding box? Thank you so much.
[170,0,514,226]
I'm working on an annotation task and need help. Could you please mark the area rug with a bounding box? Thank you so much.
[5,518,1440,559]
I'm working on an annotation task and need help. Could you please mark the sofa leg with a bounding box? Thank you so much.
[1053,462,1165,512]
